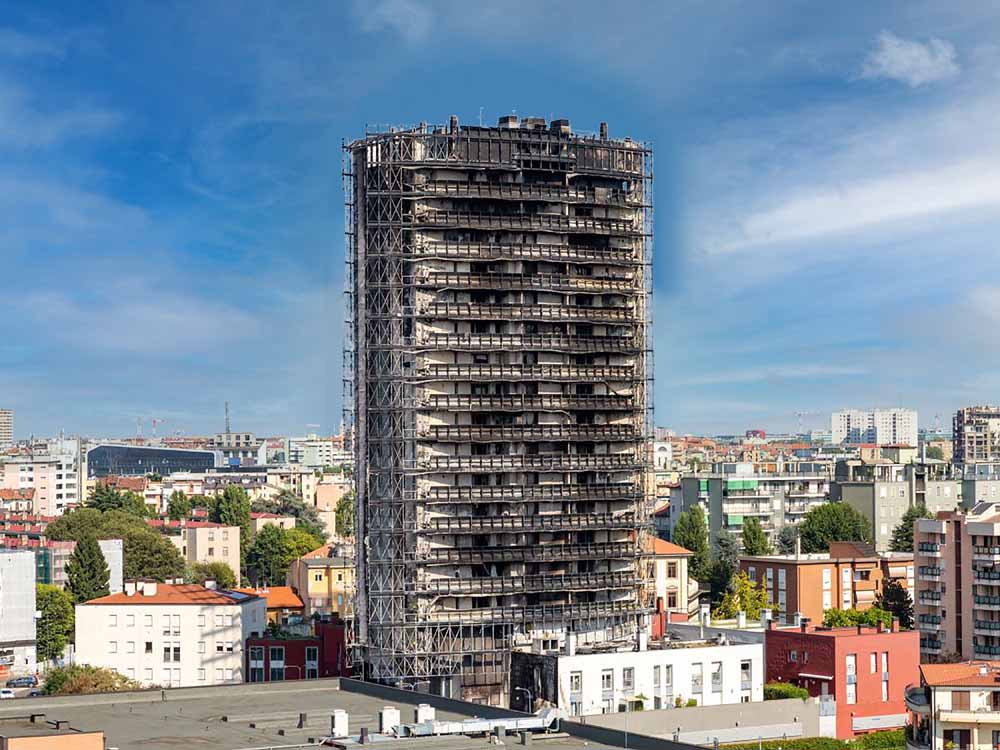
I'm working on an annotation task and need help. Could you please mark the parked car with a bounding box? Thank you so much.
[28,690,43,697]
[6,676,37,688]
[0,689,15,700]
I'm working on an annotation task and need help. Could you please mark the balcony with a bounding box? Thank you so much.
[920,637,943,653]
[974,546,1000,563]
[418,393,635,412]
[420,423,640,443]
[414,598,639,625]
[412,271,639,294]
[974,642,1000,658]
[417,453,643,473]
[917,542,942,558]
[905,727,930,750]
[402,180,643,208]
[975,595,1000,611]
[917,566,943,582]
[420,483,641,504]
[917,615,942,633]
[422,541,638,565]
[408,209,644,237]
[936,705,1000,723]
[975,570,1000,585]
[419,512,636,534]
[416,363,637,383]
[416,570,636,596]
[417,302,636,324]
[407,240,640,266]
[905,685,931,715]
[974,620,1000,636]
[918,592,943,606]
[419,332,641,354]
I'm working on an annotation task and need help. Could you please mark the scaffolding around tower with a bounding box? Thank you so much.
[344,115,654,705]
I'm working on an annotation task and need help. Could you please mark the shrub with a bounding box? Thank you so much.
[43,665,139,695]
[763,681,809,700]
[685,698,697,707]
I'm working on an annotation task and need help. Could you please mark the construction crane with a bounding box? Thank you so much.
[151,418,166,437]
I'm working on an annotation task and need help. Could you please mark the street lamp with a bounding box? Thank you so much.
[514,686,533,712]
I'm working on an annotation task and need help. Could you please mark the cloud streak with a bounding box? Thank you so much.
[861,31,960,87]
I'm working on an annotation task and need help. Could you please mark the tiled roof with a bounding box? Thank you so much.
[84,583,259,606]
[921,661,1000,687]
[0,489,34,501]
[235,585,304,609]
[645,536,691,556]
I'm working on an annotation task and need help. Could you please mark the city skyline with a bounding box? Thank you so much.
[3,2,1000,437]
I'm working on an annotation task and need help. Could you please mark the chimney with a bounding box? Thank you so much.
[565,631,577,656]
[449,115,459,135]
[205,579,217,590]
[800,617,810,633]
[599,122,608,140]
[737,611,746,628]
[890,617,898,633]
[125,581,137,597]
[143,581,158,597]
[761,608,773,629]
[794,534,801,559]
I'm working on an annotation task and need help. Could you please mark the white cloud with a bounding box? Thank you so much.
[861,31,959,87]
[673,364,868,387]
[0,79,120,149]
[356,0,432,44]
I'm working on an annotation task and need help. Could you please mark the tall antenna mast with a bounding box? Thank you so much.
[225,402,232,434]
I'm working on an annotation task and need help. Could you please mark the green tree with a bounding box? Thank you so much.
[776,525,799,555]
[709,529,740,603]
[822,607,892,629]
[246,524,291,586]
[741,517,773,556]
[335,491,355,538]
[673,505,710,582]
[167,490,192,521]
[253,489,328,542]
[213,485,252,550]
[185,561,237,589]
[87,486,148,517]
[284,526,323,559]
[42,665,139,695]
[712,571,771,620]
[889,504,934,553]
[876,579,914,629]
[925,446,945,460]
[122,529,186,581]
[36,584,74,661]
[799,502,872,553]
[65,536,111,604]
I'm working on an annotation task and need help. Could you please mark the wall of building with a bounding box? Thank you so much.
[0,550,37,680]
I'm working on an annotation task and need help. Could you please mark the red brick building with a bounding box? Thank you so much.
[245,619,349,682]
[765,619,919,738]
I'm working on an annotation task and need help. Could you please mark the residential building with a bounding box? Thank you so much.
[913,504,1000,661]
[835,459,960,552]
[288,434,338,467]
[0,550,36,682]
[159,522,241,584]
[85,444,216,478]
[250,513,296,534]
[0,409,11,447]
[653,440,673,470]
[0,719,104,749]
[678,464,830,549]
[346,116,651,704]
[1,446,81,516]
[74,581,265,688]
[906,661,1000,750]
[510,634,763,715]
[285,543,354,619]
[832,409,918,447]
[959,463,1000,508]
[740,542,914,626]
[234,586,304,625]
[766,618,918,738]
[643,537,699,635]
[208,432,265,467]
[954,406,1000,466]
[0,489,32,513]
[245,619,349,682]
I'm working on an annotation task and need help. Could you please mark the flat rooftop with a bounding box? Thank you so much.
[0,679,626,750]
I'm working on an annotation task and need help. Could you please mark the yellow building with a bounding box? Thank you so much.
[285,544,354,619]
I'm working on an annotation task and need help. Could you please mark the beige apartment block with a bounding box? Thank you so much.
[0,409,12,446]
[167,523,241,584]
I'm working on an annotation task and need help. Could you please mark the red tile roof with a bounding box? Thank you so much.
[0,489,34,501]
[84,583,259,606]
[921,661,1000,687]
[645,537,692,556]
[235,585,303,610]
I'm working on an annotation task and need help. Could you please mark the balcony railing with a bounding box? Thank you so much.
[418,393,635,411]
[975,594,1000,610]
[418,332,641,353]
[904,685,931,715]
[402,180,643,208]
[412,271,640,294]
[420,483,641,504]
[416,453,643,473]
[423,541,638,565]
[416,363,637,382]
[406,240,641,266]
[416,570,635,595]
[417,302,636,323]
[420,423,639,443]
[974,546,1000,561]
[408,209,644,236]
[419,512,636,534]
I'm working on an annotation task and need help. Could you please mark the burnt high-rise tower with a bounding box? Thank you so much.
[344,115,652,704]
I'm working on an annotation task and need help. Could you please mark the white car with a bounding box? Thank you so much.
[0,689,15,700]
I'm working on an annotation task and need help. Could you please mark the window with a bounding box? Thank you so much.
[623,667,634,692]
[226,615,234,627]
[748,566,756,582]
[223,547,229,557]
[881,651,888,677]
[226,641,234,653]
[126,614,135,627]
[109,614,118,627]
[691,663,703,695]
[216,642,223,653]
[601,669,613,692]
[145,615,153,627]
[881,679,888,702]
[789,650,798,662]
[199,669,206,681]
[225,668,234,681]
[163,645,172,663]
[162,614,171,635]
[314,573,323,583]
[740,660,752,690]
[127,668,135,680]
[667,592,678,609]
[173,643,181,662]
[711,662,723,693]
[127,641,135,654]
[653,666,660,690]
[870,653,877,674]
[198,641,206,654]
[198,614,206,627]
[953,691,970,710]
[846,682,857,705]
[144,668,153,682]
[216,668,224,682]
[664,665,673,688]
[172,614,180,634]
[145,641,153,654]
[667,562,677,578]
[108,641,118,654]
[215,614,224,627]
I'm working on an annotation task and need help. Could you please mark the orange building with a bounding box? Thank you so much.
[235,585,305,625]
[740,541,914,625]
[0,718,104,749]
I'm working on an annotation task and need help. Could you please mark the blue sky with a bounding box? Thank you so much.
[3,1,1000,438]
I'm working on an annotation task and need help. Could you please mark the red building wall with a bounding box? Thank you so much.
[245,620,350,682]
[765,622,919,738]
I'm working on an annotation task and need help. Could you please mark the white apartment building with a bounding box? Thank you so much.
[74,581,266,688]
[0,409,12,446]
[0,549,37,679]
[511,637,763,716]
[653,440,674,470]
[832,409,918,447]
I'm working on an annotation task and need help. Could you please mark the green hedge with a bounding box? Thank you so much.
[763,681,809,700]
[723,729,905,750]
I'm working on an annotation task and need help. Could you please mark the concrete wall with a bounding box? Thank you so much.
[0,550,37,679]
[572,697,827,745]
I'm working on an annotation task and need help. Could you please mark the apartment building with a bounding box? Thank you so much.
[644,537,699,635]
[209,432,265,467]
[510,635,763,715]
[766,618,918,738]
[832,409,918,447]
[906,661,1000,750]
[740,542,914,625]
[954,406,1000,466]
[835,459,960,552]
[913,504,1000,661]
[74,581,265,688]
[0,549,36,681]
[33,539,124,594]
[0,489,33,513]
[234,585,304,625]
[250,512,296,533]
[285,543,354,619]
[960,463,1000,508]
[678,464,830,548]
[0,449,81,516]
[0,409,11,446]
[159,522,241,584]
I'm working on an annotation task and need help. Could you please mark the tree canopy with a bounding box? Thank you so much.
[741,517,773,556]
[42,665,139,695]
[672,505,710,583]
[166,490,192,521]
[335,491,355,538]
[776,525,799,555]
[185,561,238,589]
[712,571,771,620]
[876,579,914,629]
[36,584,74,662]
[709,529,740,603]
[889,504,933,553]
[65,536,111,604]
[253,489,328,542]
[925,446,945,460]
[799,502,872,553]
[246,524,323,586]
[822,607,892,629]
[87,485,149,517]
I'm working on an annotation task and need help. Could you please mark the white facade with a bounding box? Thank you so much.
[552,641,762,716]
[74,581,266,688]
[0,549,37,678]
[97,539,125,594]
[832,409,917,447]
[0,440,81,515]
[653,440,674,470]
